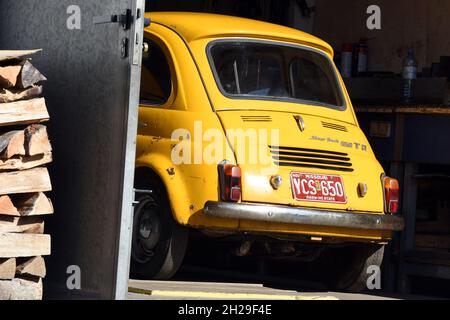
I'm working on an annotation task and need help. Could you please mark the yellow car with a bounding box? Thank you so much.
[132,12,404,292]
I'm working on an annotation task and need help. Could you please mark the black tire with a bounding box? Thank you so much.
[130,178,188,280]
[318,244,385,293]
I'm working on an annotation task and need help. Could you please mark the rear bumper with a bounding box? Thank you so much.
[204,201,405,232]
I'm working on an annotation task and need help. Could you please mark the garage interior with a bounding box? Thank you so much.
[1,0,449,300]
[142,0,450,298]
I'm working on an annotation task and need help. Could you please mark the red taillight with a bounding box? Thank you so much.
[383,177,399,214]
[219,164,242,202]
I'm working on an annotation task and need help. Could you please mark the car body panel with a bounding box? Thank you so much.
[136,12,396,242]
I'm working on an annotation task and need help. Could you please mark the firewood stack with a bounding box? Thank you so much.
[0,50,53,300]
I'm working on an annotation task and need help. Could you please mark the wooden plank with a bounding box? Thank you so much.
[0,97,49,127]
[355,105,450,115]
[24,124,52,156]
[0,195,19,215]
[0,193,53,217]
[0,130,25,159]
[0,153,52,171]
[0,216,44,234]
[0,258,15,280]
[0,65,22,88]
[16,257,46,278]
[16,60,47,89]
[0,50,41,62]
[0,233,50,258]
[0,167,51,195]
[0,277,42,300]
[0,86,43,103]
[15,193,54,216]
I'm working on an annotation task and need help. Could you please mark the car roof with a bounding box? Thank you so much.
[145,12,334,56]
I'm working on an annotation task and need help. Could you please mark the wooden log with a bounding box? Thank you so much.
[0,258,16,280]
[24,124,52,156]
[16,60,47,89]
[0,153,52,171]
[0,233,51,258]
[0,195,19,216]
[16,257,46,278]
[0,130,25,159]
[0,216,45,234]
[0,65,22,88]
[15,193,54,216]
[0,86,43,103]
[0,277,42,300]
[0,97,49,127]
[0,193,53,217]
[0,49,41,62]
[0,167,52,195]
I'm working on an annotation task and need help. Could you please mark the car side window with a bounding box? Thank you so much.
[140,39,172,106]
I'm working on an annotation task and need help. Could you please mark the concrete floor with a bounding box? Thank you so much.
[128,280,400,300]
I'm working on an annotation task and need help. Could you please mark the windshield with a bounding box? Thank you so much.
[209,41,345,109]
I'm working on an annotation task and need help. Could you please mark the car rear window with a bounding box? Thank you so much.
[208,41,345,109]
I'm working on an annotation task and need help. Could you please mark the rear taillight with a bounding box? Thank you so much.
[383,177,399,214]
[219,162,241,202]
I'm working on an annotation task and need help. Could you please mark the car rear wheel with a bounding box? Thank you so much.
[318,244,385,293]
[130,179,188,280]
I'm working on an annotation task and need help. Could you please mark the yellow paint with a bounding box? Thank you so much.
[136,12,392,242]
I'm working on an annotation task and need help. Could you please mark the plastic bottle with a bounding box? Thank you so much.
[402,48,417,104]
[341,43,353,78]
[356,39,368,75]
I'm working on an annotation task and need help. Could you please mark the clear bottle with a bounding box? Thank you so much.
[402,48,417,104]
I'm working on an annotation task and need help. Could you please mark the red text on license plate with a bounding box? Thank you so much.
[290,172,347,204]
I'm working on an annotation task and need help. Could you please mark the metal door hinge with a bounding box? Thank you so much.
[93,9,132,30]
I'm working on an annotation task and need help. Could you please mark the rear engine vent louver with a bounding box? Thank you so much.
[321,121,348,132]
[270,146,354,172]
[241,115,272,122]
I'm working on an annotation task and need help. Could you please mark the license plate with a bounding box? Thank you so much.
[290,172,347,204]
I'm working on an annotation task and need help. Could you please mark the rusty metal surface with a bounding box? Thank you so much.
[204,201,405,232]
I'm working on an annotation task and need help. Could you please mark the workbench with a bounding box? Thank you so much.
[356,105,450,294]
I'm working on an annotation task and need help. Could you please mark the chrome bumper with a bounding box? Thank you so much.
[204,201,405,232]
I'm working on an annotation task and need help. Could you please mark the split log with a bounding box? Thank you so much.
[0,49,41,62]
[0,85,43,103]
[0,258,16,280]
[0,65,22,88]
[0,233,51,258]
[0,277,43,300]
[0,167,52,195]
[0,216,45,234]
[0,97,49,127]
[0,130,25,159]
[0,153,52,171]
[25,124,52,156]
[16,60,47,89]
[15,193,54,216]
[0,193,53,217]
[0,195,19,216]
[16,257,46,278]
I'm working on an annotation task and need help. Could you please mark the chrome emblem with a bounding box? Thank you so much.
[294,115,306,132]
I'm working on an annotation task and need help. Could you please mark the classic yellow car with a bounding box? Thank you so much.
[132,12,404,292]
